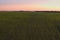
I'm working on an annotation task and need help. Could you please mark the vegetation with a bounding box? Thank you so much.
[0,11,60,40]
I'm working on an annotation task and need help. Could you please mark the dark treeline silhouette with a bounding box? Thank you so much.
[0,11,60,13]
[34,11,60,13]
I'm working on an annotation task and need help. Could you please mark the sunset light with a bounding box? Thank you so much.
[0,0,60,11]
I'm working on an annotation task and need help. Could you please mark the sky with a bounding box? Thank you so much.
[0,0,60,11]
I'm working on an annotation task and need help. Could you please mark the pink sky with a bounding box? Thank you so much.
[0,5,60,11]
[0,5,45,11]
[0,0,60,11]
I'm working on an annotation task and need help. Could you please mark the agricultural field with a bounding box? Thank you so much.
[0,11,60,40]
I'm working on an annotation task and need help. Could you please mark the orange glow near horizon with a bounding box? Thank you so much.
[0,0,60,11]
[0,4,60,11]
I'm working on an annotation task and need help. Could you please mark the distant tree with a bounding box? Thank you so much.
[19,10,24,12]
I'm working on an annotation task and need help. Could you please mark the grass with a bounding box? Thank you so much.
[0,12,60,40]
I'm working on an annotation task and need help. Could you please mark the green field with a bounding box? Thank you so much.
[0,12,60,40]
